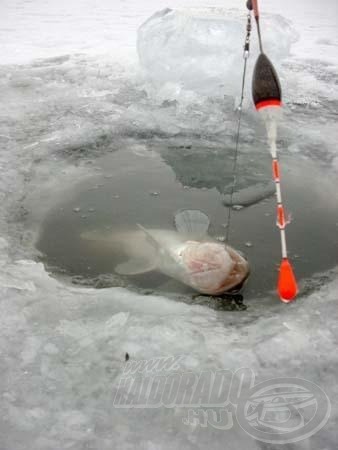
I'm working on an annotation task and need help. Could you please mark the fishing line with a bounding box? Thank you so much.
[225,12,251,243]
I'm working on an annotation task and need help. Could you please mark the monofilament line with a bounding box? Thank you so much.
[225,46,249,243]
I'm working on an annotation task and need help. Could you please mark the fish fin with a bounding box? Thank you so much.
[115,257,157,275]
[136,224,162,251]
[174,209,210,238]
[137,224,178,266]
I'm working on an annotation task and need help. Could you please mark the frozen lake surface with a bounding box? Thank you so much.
[36,141,338,303]
[0,1,338,449]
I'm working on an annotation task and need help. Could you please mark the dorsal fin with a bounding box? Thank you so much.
[137,224,177,266]
[174,209,210,238]
[136,224,161,250]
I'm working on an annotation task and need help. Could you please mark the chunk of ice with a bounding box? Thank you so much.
[138,8,298,96]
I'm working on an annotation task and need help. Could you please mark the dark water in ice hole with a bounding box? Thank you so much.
[37,141,338,304]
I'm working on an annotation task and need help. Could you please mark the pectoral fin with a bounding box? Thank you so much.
[115,257,157,275]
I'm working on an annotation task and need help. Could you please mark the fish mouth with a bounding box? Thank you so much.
[209,255,250,295]
[226,269,250,293]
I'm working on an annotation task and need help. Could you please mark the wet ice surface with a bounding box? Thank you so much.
[1,0,338,449]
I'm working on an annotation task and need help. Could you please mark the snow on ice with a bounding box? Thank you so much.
[0,0,337,449]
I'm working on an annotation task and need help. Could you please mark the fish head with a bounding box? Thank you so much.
[180,241,236,294]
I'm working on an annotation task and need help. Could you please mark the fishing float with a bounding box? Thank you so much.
[249,0,298,302]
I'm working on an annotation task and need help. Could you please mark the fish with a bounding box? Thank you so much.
[81,210,249,295]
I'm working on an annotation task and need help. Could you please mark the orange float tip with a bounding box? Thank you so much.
[277,258,298,303]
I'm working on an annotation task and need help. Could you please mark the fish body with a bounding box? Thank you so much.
[81,210,249,295]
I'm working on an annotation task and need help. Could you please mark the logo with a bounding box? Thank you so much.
[113,358,331,444]
[236,377,331,444]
